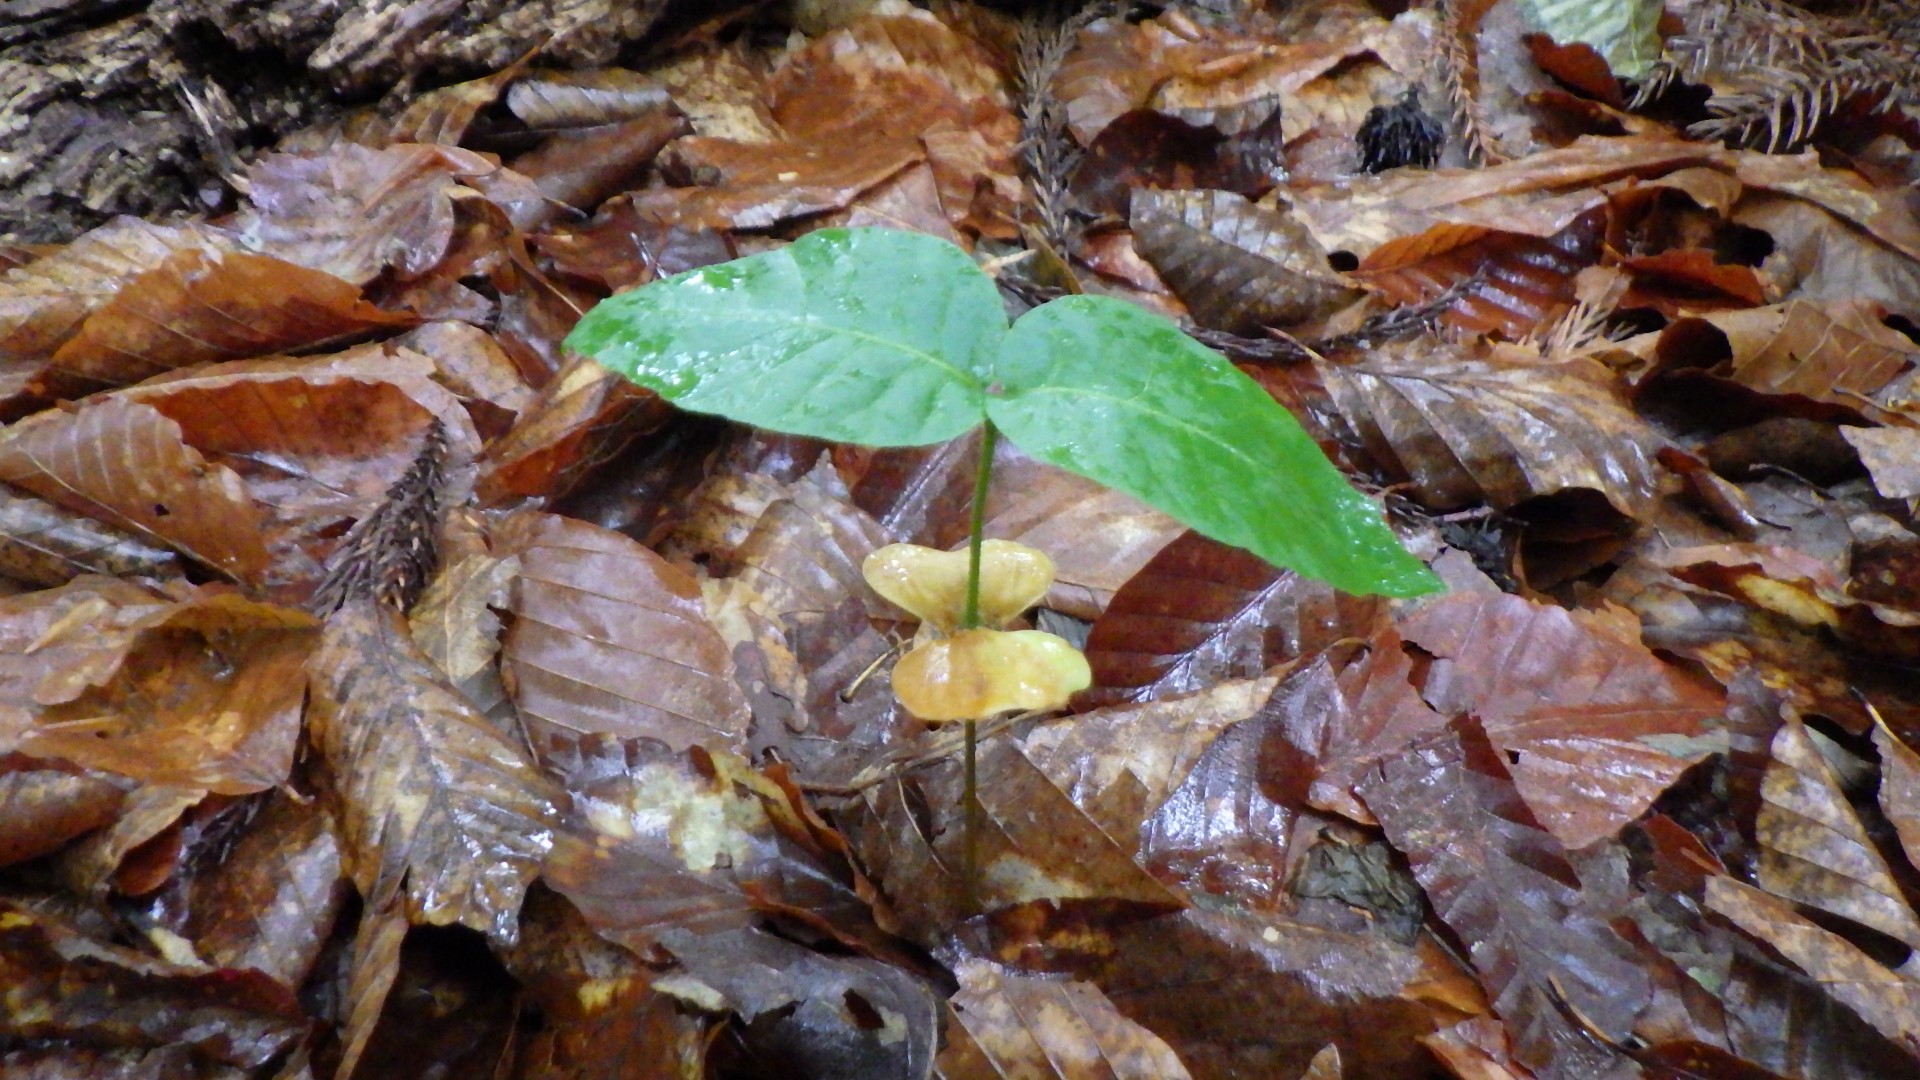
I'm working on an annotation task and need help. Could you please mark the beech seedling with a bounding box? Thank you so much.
[565,226,1441,911]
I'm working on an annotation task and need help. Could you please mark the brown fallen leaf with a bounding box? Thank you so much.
[1130,188,1358,334]
[1873,719,1920,874]
[0,484,183,587]
[1756,714,1920,951]
[0,757,127,868]
[1705,876,1920,1057]
[936,958,1193,1080]
[1311,339,1665,518]
[1080,529,1388,709]
[180,789,347,990]
[1351,206,1607,338]
[477,356,672,505]
[307,593,563,945]
[1357,717,1647,1076]
[495,511,750,771]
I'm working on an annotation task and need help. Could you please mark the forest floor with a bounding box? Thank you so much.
[2,1,1920,1078]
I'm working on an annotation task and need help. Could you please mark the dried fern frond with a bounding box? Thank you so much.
[1433,0,1506,165]
[310,419,447,617]
[1014,3,1109,254]
[1642,0,1920,151]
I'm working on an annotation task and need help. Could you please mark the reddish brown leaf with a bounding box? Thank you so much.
[307,595,562,945]
[1756,715,1920,950]
[1398,591,1725,848]
[1357,717,1648,1075]
[0,901,307,1068]
[1352,207,1607,338]
[0,397,273,584]
[495,512,750,770]
[477,357,672,504]
[510,110,691,212]
[41,249,415,396]
[936,958,1193,1079]
[1081,530,1388,708]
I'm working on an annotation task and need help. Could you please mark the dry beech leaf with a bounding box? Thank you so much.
[181,790,346,989]
[307,594,562,946]
[40,248,415,396]
[0,397,273,585]
[1705,876,1920,1057]
[1351,206,1607,338]
[495,512,751,771]
[1129,188,1358,334]
[238,144,553,286]
[1843,427,1920,501]
[409,545,519,714]
[1648,299,1920,426]
[862,540,1055,632]
[1873,720,1920,872]
[1356,718,1646,1076]
[936,958,1193,1080]
[1398,591,1726,849]
[1313,340,1665,517]
[1757,715,1920,950]
[1080,530,1388,709]
[0,485,183,587]
[891,629,1091,723]
[0,218,241,379]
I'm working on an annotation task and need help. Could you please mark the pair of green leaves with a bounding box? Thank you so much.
[564,227,1438,598]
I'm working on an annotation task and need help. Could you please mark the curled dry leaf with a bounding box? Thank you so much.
[891,629,1091,723]
[495,512,751,771]
[936,958,1193,1080]
[1756,715,1920,951]
[1313,339,1665,518]
[1129,188,1358,335]
[862,539,1055,633]
[307,594,562,946]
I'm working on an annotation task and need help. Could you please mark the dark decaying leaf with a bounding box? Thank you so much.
[0,901,308,1069]
[1357,717,1649,1076]
[935,958,1192,1080]
[1312,340,1665,517]
[1086,908,1470,1078]
[495,511,751,770]
[1129,188,1358,334]
[0,396,273,584]
[0,484,183,586]
[1704,876,1920,1057]
[1755,715,1920,950]
[307,594,563,945]
[477,357,672,505]
[1352,207,1607,338]
[180,790,347,989]
[39,248,415,397]
[1080,529,1387,709]
[336,897,409,1080]
[509,110,692,212]
[1398,591,1725,849]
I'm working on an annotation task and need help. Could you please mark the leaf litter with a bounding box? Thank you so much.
[7,0,1920,1077]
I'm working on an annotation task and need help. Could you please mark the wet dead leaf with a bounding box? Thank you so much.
[936,957,1192,1079]
[0,485,183,587]
[1130,188,1358,334]
[181,790,346,989]
[307,594,562,945]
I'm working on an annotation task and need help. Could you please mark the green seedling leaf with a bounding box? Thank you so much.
[563,228,1002,446]
[990,295,1441,598]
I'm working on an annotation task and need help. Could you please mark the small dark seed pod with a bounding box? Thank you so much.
[1356,87,1445,173]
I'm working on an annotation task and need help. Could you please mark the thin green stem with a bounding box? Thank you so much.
[961,421,998,630]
